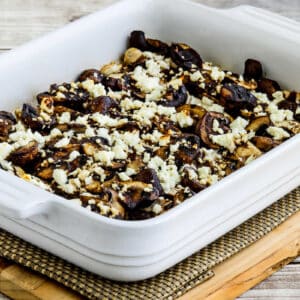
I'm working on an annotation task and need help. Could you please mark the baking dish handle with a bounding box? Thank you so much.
[222,5,300,34]
[0,171,51,219]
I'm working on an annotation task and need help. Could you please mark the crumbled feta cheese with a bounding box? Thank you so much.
[198,166,211,179]
[50,128,62,138]
[189,96,224,113]
[210,66,225,81]
[190,70,203,82]
[267,126,290,140]
[94,150,115,165]
[152,203,162,214]
[230,117,249,134]
[118,172,131,181]
[54,137,70,148]
[272,91,284,104]
[148,156,180,193]
[252,92,270,104]
[53,169,68,186]
[0,143,13,161]
[211,133,236,152]
[132,66,162,93]
[172,111,194,128]
[69,151,80,161]
[58,112,71,124]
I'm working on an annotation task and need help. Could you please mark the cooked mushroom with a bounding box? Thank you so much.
[86,180,102,193]
[160,85,188,107]
[277,100,297,112]
[9,141,39,167]
[0,111,16,140]
[243,59,263,81]
[175,134,201,165]
[129,31,169,54]
[170,43,202,69]
[220,83,257,114]
[21,103,44,131]
[257,78,281,98]
[246,116,270,132]
[119,181,158,209]
[102,77,123,91]
[105,188,126,219]
[123,47,143,65]
[181,166,205,193]
[252,136,280,151]
[232,142,262,165]
[87,96,118,114]
[77,69,103,83]
[195,112,230,148]
[134,168,163,195]
[177,104,206,120]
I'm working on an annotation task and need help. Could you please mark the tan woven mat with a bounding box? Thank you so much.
[0,187,300,300]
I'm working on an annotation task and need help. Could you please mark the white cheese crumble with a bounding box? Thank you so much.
[53,169,68,186]
[211,133,236,153]
[267,126,290,140]
[171,111,194,128]
[148,156,180,193]
[189,95,224,113]
[94,150,115,165]
[58,112,71,124]
[0,143,13,161]
[210,66,225,81]
[54,137,70,148]
[190,70,203,82]
[230,117,249,134]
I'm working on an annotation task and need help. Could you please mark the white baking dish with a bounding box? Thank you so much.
[0,0,300,281]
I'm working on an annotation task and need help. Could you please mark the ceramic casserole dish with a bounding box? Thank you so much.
[0,0,300,281]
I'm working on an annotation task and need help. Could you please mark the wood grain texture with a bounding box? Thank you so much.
[0,0,300,299]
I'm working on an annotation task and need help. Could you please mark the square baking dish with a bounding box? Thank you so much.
[0,0,300,282]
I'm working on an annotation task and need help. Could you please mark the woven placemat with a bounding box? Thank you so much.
[1,187,300,300]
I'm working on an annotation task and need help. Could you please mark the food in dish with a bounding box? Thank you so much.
[0,31,299,220]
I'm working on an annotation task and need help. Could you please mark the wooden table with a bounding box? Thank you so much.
[0,0,300,299]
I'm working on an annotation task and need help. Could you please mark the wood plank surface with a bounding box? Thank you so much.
[0,0,300,299]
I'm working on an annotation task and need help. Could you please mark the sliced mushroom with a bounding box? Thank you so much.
[37,166,54,180]
[175,134,201,165]
[195,112,230,148]
[160,85,188,107]
[123,47,143,65]
[21,103,44,131]
[220,83,257,114]
[252,136,280,152]
[100,62,122,76]
[87,96,117,114]
[82,142,99,156]
[102,77,123,91]
[134,168,163,195]
[9,141,39,167]
[119,181,158,210]
[181,166,205,193]
[105,188,125,219]
[170,43,202,69]
[86,180,102,193]
[0,111,16,140]
[257,78,281,98]
[246,116,270,132]
[243,59,263,81]
[129,31,169,54]
[39,94,55,114]
[224,73,257,90]
[77,69,103,83]
[177,104,206,120]
[232,142,262,165]
[155,146,169,160]
[278,100,297,112]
